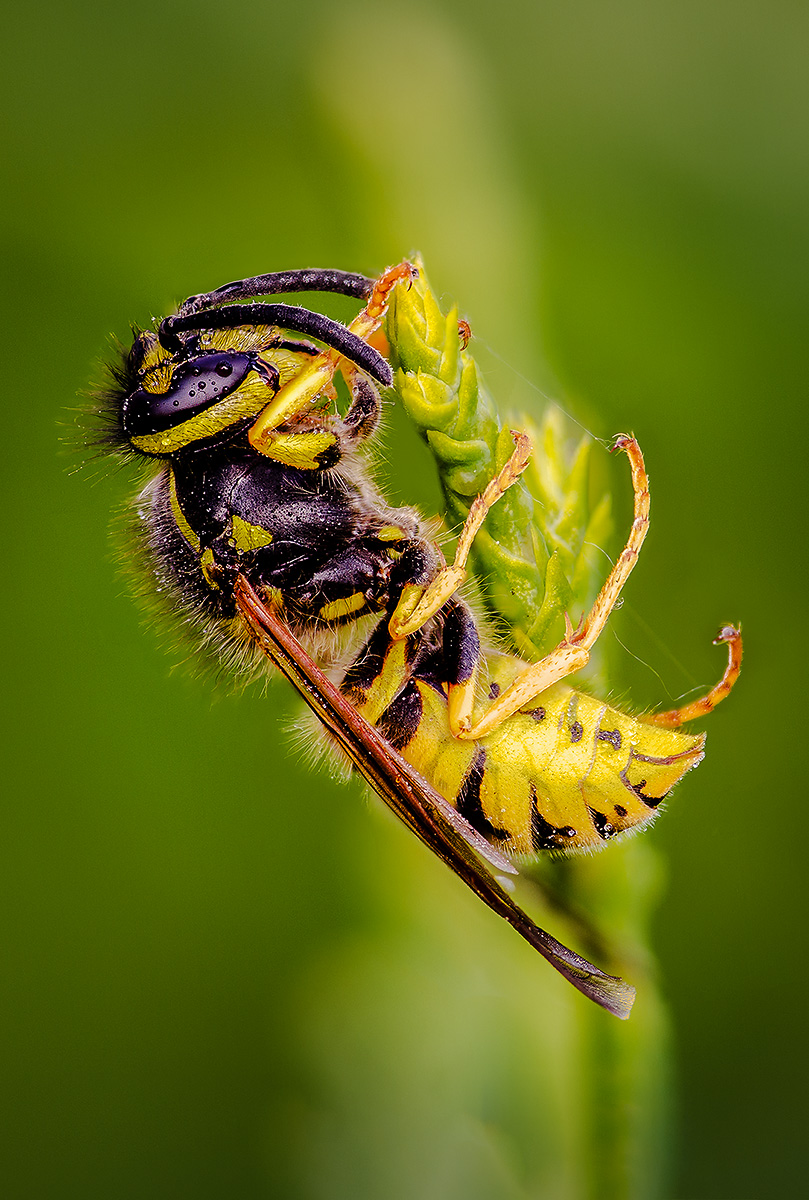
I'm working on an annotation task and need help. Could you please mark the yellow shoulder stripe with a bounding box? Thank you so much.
[168,468,200,552]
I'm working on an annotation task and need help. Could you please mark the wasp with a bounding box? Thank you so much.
[97,262,741,1018]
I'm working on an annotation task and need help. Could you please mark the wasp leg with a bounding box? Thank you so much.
[442,601,484,734]
[241,325,384,469]
[389,430,533,639]
[340,366,382,444]
[340,614,424,729]
[248,261,416,455]
[454,436,649,740]
[289,544,391,625]
[642,625,743,727]
[252,428,343,471]
[337,538,453,724]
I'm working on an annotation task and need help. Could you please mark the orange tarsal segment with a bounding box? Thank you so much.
[365,327,391,360]
[362,261,417,325]
[643,626,743,727]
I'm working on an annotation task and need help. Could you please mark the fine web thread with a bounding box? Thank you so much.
[473,333,702,692]
[474,335,612,449]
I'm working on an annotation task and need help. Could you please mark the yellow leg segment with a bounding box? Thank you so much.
[389,431,533,639]
[454,435,650,739]
[248,262,415,456]
[446,665,480,735]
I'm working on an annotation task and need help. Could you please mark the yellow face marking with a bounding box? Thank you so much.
[140,326,312,380]
[168,468,200,552]
[130,374,275,455]
[319,593,367,623]
[230,515,274,553]
[200,332,320,391]
[137,335,169,378]
[131,333,318,457]
[135,323,322,410]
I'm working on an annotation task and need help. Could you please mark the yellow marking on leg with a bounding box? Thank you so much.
[319,593,367,622]
[455,436,650,740]
[352,639,412,726]
[248,262,415,455]
[389,565,465,638]
[258,430,338,470]
[447,673,479,735]
[388,581,429,637]
[643,625,742,727]
[389,431,532,639]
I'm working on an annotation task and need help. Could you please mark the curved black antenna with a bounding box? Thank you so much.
[178,269,375,317]
[158,303,392,386]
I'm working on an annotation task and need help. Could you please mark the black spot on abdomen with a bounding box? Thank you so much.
[588,807,617,840]
[530,786,577,851]
[628,778,670,809]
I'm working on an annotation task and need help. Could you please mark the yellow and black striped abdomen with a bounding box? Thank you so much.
[394,654,705,857]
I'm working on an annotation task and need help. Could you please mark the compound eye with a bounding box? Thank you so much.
[123,351,261,439]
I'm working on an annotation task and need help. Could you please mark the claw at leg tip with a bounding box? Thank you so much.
[611,433,634,454]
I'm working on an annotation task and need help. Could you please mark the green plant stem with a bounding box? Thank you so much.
[387,261,673,1199]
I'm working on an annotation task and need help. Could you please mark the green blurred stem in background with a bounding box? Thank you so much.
[387,263,673,1200]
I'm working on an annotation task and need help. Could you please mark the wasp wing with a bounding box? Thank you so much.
[235,576,635,1020]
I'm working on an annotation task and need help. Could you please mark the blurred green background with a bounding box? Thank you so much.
[3,1,807,1197]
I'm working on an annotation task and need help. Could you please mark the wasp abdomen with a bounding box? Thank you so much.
[391,664,705,857]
